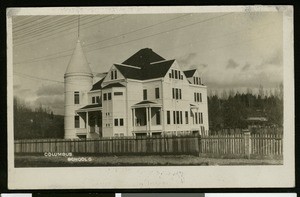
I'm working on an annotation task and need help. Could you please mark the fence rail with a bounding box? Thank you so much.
[14,133,283,158]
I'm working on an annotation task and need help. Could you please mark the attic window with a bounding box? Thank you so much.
[111,70,118,80]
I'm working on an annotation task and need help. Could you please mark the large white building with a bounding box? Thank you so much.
[64,40,209,139]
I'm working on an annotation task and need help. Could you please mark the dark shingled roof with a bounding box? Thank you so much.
[102,82,125,89]
[114,59,174,81]
[114,64,142,80]
[122,48,165,68]
[80,103,102,109]
[91,77,105,91]
[183,69,197,78]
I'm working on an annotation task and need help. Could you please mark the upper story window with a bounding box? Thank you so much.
[92,96,100,104]
[143,89,147,100]
[193,76,202,85]
[194,92,202,102]
[172,88,182,100]
[74,91,79,104]
[170,69,183,80]
[111,69,118,80]
[155,87,160,99]
[108,92,112,100]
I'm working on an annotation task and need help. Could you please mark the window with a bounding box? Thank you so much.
[114,92,123,96]
[197,93,200,102]
[199,77,202,85]
[179,89,182,99]
[193,77,196,84]
[200,113,203,124]
[200,93,202,102]
[167,111,170,124]
[143,89,147,100]
[155,87,160,99]
[74,91,79,104]
[169,73,172,78]
[178,71,181,79]
[180,111,183,124]
[114,119,118,126]
[195,113,198,124]
[196,77,199,85]
[171,70,174,78]
[194,93,197,102]
[172,88,175,99]
[176,111,180,125]
[156,111,161,125]
[173,111,176,124]
[103,93,107,101]
[185,111,189,124]
[114,70,117,79]
[111,70,114,80]
[120,118,124,126]
[173,88,182,100]
[175,70,178,79]
[198,112,201,124]
[92,96,100,104]
[74,115,80,128]
[108,92,112,100]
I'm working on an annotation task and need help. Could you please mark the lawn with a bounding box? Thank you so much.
[15,154,283,167]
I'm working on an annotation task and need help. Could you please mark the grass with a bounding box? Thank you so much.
[14,154,283,167]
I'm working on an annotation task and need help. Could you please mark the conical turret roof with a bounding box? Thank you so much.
[65,39,92,75]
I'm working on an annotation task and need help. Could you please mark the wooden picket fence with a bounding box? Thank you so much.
[14,133,283,158]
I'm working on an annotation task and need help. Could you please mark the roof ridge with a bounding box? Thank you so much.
[150,59,175,64]
[114,63,141,69]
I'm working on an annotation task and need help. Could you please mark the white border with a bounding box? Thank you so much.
[7,6,294,189]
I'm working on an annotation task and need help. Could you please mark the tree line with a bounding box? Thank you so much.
[208,84,283,132]
[14,97,64,140]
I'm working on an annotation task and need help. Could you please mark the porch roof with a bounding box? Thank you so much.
[76,103,102,113]
[132,100,162,108]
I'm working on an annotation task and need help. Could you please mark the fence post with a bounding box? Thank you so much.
[243,130,251,159]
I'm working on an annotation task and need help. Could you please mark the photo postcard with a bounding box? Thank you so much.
[7,6,294,189]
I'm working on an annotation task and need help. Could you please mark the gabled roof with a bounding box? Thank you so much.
[122,48,165,68]
[183,69,197,78]
[114,59,174,81]
[91,77,105,91]
[102,82,125,89]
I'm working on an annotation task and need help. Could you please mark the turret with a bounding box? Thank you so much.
[64,40,93,139]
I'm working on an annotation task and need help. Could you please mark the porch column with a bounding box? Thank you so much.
[146,107,149,131]
[86,111,89,133]
[132,108,136,129]
[149,107,152,132]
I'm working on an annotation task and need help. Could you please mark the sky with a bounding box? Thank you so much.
[12,11,283,115]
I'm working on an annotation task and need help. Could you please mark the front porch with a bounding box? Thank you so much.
[76,103,102,139]
[132,101,162,137]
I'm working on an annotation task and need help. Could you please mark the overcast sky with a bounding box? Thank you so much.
[12,11,283,115]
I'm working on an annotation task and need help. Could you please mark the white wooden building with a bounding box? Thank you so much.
[64,40,209,139]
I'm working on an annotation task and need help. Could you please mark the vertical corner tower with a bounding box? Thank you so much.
[64,40,93,139]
